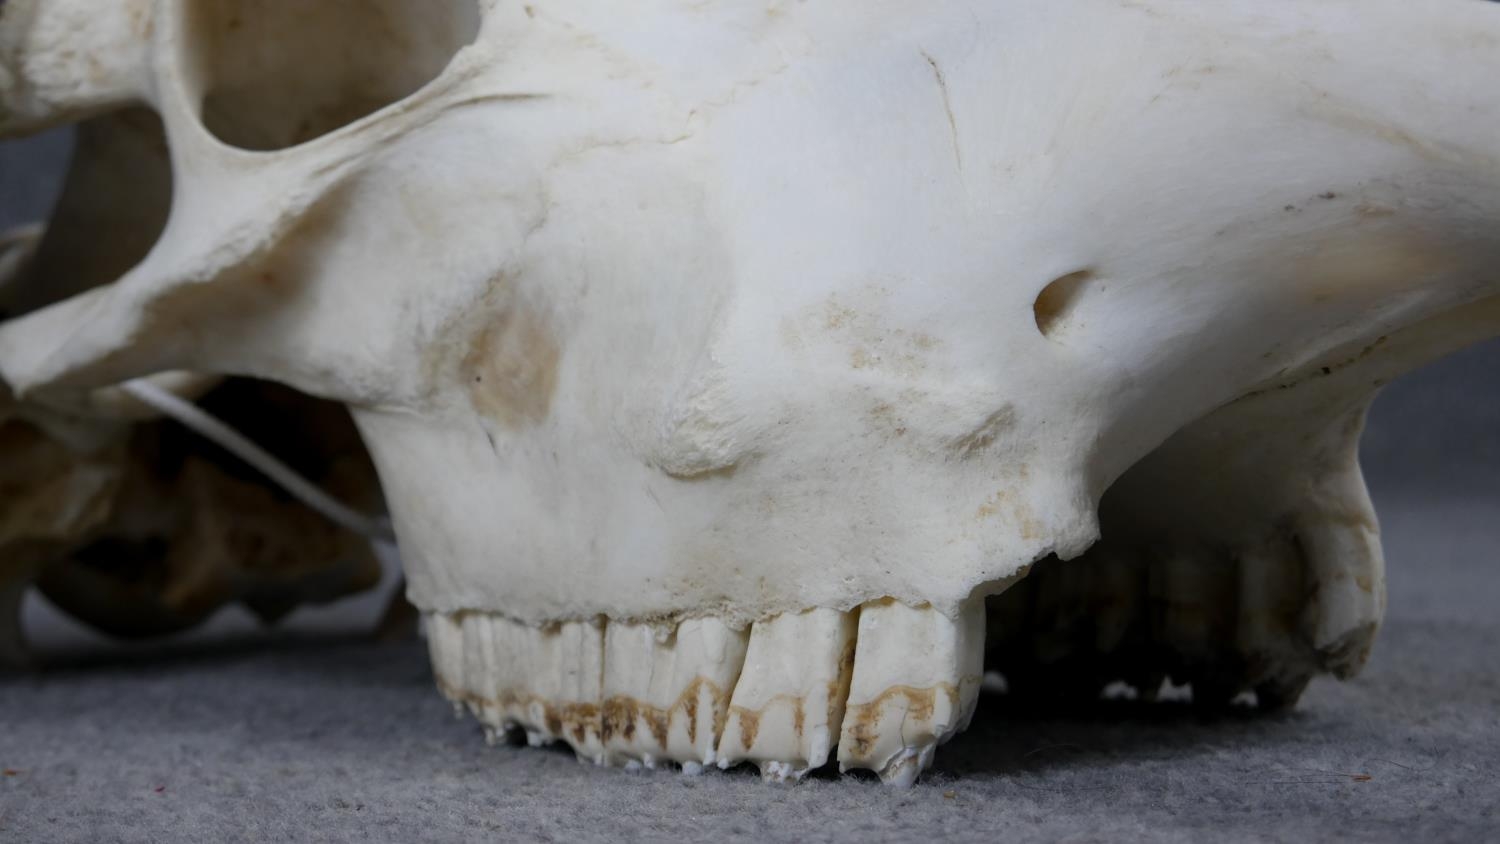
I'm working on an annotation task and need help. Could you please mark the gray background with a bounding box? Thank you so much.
[1,129,1497,843]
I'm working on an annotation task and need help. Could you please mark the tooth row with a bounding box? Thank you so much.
[986,512,1384,707]
[427,598,985,785]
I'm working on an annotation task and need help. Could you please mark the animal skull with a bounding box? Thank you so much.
[3,0,1499,783]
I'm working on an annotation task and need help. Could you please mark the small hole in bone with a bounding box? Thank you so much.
[1033,269,1095,338]
[188,0,483,151]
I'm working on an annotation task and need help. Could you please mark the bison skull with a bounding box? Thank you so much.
[3,0,1499,784]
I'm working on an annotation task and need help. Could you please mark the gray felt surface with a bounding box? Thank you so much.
[3,126,1499,842]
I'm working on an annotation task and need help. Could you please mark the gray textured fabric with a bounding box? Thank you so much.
[3,128,1499,843]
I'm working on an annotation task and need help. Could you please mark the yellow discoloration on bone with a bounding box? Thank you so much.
[1297,230,1460,305]
[949,406,1017,457]
[789,288,944,379]
[973,488,1044,539]
[462,301,561,430]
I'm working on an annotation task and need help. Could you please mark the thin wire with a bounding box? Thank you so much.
[120,378,397,546]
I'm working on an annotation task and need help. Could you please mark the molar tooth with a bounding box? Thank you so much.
[1235,539,1315,704]
[1029,558,1086,665]
[717,607,857,780]
[600,616,749,767]
[1151,546,1237,693]
[427,612,606,763]
[1294,509,1384,678]
[426,613,467,701]
[1089,549,1144,657]
[837,598,985,786]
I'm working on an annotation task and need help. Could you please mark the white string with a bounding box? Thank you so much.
[120,378,397,546]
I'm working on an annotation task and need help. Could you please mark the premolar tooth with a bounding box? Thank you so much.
[717,607,856,780]
[1090,549,1144,657]
[1235,537,1314,702]
[837,598,985,786]
[428,612,606,763]
[601,616,749,767]
[1295,507,1384,677]
[1151,547,1236,681]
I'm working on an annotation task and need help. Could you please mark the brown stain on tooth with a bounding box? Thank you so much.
[643,703,670,750]
[439,673,737,760]
[433,675,603,749]
[828,631,858,728]
[601,697,634,742]
[683,689,700,744]
[840,683,963,760]
[734,707,760,749]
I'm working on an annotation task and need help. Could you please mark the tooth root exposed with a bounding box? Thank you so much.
[601,617,749,767]
[837,598,985,787]
[717,607,857,781]
[428,612,607,763]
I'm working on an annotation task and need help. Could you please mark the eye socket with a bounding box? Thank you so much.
[186,0,483,152]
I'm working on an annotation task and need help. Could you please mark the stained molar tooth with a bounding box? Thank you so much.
[600,616,749,767]
[1235,538,1314,703]
[1089,549,1144,658]
[1294,503,1385,677]
[428,612,606,763]
[717,607,857,781]
[1150,545,1239,704]
[837,598,985,786]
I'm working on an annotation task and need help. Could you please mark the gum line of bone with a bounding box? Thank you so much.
[428,598,985,786]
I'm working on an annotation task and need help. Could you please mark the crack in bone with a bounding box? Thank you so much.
[920,49,963,174]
